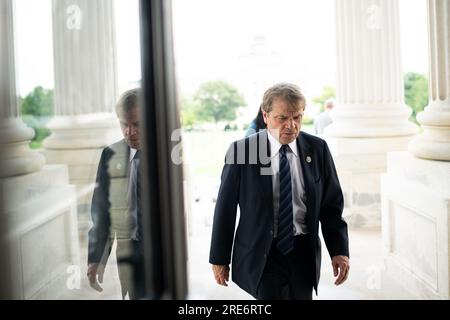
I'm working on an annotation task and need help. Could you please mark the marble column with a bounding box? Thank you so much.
[44,0,121,222]
[326,0,417,227]
[409,0,450,160]
[0,0,45,177]
[382,0,450,299]
[0,0,79,299]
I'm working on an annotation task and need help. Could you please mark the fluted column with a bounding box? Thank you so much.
[409,0,450,160]
[0,0,45,177]
[327,0,416,137]
[44,0,121,228]
[44,0,120,150]
[326,0,417,228]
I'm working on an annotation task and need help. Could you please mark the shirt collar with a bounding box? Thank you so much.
[267,130,299,158]
[129,147,138,162]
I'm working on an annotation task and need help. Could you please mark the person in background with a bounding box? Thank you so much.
[313,99,335,135]
[245,107,266,137]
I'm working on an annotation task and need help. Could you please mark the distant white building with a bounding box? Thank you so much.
[231,34,291,125]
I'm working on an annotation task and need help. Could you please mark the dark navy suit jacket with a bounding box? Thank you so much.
[88,140,130,264]
[209,130,349,297]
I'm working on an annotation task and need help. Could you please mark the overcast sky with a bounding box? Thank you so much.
[13,0,428,97]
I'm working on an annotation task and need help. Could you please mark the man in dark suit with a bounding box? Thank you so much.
[87,88,145,299]
[209,83,349,299]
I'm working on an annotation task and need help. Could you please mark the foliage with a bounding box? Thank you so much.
[21,86,54,117]
[20,86,54,149]
[194,81,246,123]
[312,86,336,112]
[404,72,428,124]
[179,95,203,130]
[302,116,313,125]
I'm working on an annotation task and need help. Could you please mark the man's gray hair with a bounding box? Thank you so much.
[325,98,335,110]
[260,83,306,113]
[115,88,140,115]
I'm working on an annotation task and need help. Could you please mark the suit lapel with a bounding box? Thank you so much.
[296,133,316,227]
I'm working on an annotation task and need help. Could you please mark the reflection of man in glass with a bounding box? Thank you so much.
[87,88,144,299]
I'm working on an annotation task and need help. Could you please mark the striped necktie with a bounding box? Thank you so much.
[277,144,294,255]
[128,150,141,240]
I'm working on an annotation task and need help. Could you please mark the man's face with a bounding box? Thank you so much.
[118,107,141,150]
[263,98,304,145]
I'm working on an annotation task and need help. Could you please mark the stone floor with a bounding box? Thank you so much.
[54,179,418,300]
[187,226,416,300]
[57,222,416,300]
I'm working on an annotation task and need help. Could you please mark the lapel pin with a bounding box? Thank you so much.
[306,156,312,163]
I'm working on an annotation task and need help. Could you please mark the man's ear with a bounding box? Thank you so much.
[262,111,268,125]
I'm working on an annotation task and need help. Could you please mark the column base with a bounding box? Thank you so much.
[43,114,120,149]
[0,150,45,177]
[408,127,450,161]
[381,151,450,299]
[324,103,418,138]
[43,114,122,235]
[409,103,450,161]
[326,135,414,228]
[0,118,45,177]
[43,148,105,241]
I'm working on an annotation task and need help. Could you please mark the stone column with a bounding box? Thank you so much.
[0,0,79,299]
[382,0,450,299]
[326,0,417,227]
[409,0,450,160]
[44,0,121,224]
[0,0,45,177]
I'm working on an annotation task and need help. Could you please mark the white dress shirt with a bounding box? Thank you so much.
[267,131,308,237]
[129,147,138,162]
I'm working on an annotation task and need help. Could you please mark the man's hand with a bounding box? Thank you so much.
[87,263,105,292]
[332,255,350,285]
[212,264,230,286]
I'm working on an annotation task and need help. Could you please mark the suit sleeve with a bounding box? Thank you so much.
[319,141,349,258]
[209,143,240,265]
[87,148,113,264]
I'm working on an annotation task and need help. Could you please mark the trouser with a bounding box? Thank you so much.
[117,239,145,300]
[256,234,315,300]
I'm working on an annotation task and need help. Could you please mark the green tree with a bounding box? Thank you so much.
[404,72,428,124]
[194,81,246,124]
[179,95,203,130]
[21,86,54,117]
[312,86,336,112]
[20,86,54,149]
